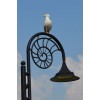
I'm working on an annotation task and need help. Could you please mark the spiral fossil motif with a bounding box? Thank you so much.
[30,35,60,69]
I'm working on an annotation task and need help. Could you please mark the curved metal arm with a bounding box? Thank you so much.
[25,32,67,100]
[21,32,79,100]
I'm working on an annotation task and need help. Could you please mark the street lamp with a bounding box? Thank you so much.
[21,32,80,100]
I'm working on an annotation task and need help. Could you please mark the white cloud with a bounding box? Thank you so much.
[17,52,83,100]
[64,55,83,100]
[17,52,23,75]
[31,75,53,100]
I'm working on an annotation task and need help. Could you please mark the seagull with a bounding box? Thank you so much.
[43,14,52,33]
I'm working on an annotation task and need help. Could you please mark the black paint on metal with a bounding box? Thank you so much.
[21,32,80,100]
[21,61,26,100]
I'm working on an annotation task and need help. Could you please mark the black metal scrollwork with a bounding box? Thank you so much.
[29,33,61,69]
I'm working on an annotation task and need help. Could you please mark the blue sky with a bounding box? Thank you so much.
[17,0,83,100]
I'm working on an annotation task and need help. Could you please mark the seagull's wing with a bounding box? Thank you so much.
[44,23,52,33]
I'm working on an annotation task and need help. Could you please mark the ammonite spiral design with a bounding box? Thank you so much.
[30,35,61,69]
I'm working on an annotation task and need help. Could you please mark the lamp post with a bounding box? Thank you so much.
[21,32,80,100]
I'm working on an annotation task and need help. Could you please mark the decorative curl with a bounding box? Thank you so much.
[30,34,61,69]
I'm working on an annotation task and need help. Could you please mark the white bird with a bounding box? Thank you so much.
[43,14,52,33]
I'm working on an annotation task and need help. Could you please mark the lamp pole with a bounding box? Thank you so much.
[21,32,80,100]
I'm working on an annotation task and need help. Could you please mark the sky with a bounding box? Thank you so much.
[17,0,83,100]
